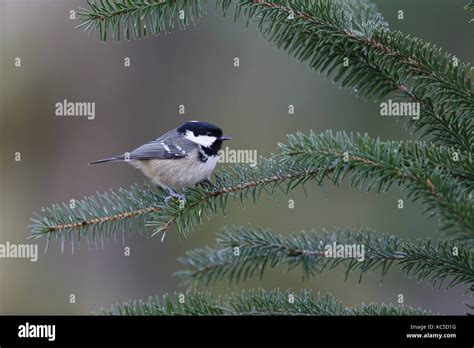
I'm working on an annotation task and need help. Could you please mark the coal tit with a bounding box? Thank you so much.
[89,121,231,203]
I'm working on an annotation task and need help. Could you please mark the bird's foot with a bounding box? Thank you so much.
[164,190,186,207]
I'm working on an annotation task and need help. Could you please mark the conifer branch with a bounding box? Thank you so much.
[77,0,207,41]
[279,131,474,242]
[176,226,474,291]
[28,183,168,251]
[28,154,332,246]
[219,0,474,152]
[283,131,474,188]
[102,288,429,315]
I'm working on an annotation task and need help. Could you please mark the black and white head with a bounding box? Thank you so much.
[177,121,231,157]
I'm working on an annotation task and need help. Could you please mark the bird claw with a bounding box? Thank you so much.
[164,193,186,207]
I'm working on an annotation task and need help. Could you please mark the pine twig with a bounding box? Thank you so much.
[176,226,474,291]
[279,131,474,242]
[28,183,167,251]
[102,288,429,315]
[219,0,474,152]
[28,154,333,246]
[77,0,208,41]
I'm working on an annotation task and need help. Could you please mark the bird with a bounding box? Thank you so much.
[89,121,231,203]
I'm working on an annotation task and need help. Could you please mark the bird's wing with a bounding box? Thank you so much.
[128,130,195,160]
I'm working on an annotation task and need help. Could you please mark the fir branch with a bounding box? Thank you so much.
[77,0,208,41]
[176,226,474,291]
[282,131,474,188]
[218,0,474,152]
[279,131,474,242]
[28,154,332,245]
[102,288,429,315]
[28,183,167,251]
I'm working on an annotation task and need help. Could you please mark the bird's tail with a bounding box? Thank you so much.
[89,156,124,165]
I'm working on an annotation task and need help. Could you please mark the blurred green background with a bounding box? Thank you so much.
[0,0,472,314]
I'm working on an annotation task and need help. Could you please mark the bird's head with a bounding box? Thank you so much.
[177,121,231,154]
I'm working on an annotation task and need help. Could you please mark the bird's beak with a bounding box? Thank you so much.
[220,135,232,141]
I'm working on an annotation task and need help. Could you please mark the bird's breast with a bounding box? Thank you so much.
[133,148,219,190]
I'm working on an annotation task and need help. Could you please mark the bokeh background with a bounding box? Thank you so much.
[0,0,472,314]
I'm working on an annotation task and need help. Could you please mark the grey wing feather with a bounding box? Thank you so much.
[128,130,195,160]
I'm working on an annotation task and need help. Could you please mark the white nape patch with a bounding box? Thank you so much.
[184,130,216,148]
[160,142,171,153]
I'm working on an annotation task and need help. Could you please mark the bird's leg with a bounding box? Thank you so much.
[164,187,186,206]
